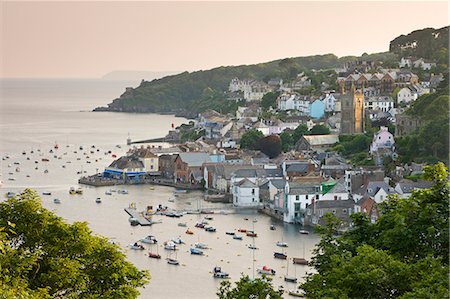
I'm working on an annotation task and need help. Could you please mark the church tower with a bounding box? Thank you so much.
[340,84,364,134]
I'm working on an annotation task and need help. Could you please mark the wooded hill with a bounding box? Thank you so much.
[94,52,396,117]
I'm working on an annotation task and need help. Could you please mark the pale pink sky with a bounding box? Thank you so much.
[1,1,449,78]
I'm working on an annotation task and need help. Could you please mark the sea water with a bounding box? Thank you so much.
[0,79,319,298]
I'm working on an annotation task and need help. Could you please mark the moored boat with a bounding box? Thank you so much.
[292,257,308,265]
[288,289,305,297]
[53,198,61,204]
[270,225,276,230]
[257,266,276,275]
[148,252,161,259]
[247,244,258,250]
[205,226,216,232]
[129,217,140,226]
[164,241,177,250]
[213,267,229,279]
[274,252,287,259]
[178,222,187,227]
[171,237,184,244]
[129,242,145,250]
[42,192,52,196]
[233,235,243,240]
[190,248,204,255]
[246,231,257,237]
[299,230,309,235]
[69,187,76,195]
[95,198,102,203]
[194,242,208,249]
[237,229,247,233]
[166,258,179,265]
[141,235,158,244]
[276,241,288,247]
[284,276,298,283]
[195,223,205,228]
[225,231,235,235]
[185,229,194,235]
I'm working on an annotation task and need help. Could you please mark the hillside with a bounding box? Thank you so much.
[93,52,396,117]
[389,26,449,65]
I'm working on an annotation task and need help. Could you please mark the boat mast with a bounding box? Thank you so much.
[252,218,255,279]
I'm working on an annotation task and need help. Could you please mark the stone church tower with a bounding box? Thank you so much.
[341,85,364,134]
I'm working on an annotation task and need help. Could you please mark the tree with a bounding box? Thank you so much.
[0,189,150,298]
[258,135,282,158]
[292,124,309,143]
[280,131,294,152]
[301,163,450,298]
[309,124,330,135]
[240,129,264,150]
[217,275,283,299]
[261,92,280,111]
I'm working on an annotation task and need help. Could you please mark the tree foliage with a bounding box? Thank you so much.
[258,135,282,158]
[260,91,280,111]
[309,124,330,135]
[0,189,150,299]
[302,163,449,298]
[217,275,283,299]
[240,129,264,150]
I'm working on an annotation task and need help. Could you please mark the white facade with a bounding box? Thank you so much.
[397,87,418,104]
[277,93,311,114]
[364,96,394,112]
[232,179,261,207]
[322,93,337,112]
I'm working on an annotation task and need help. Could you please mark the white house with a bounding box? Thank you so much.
[397,87,418,104]
[283,182,320,223]
[320,180,349,201]
[322,93,337,112]
[366,181,394,203]
[413,58,436,70]
[364,96,394,112]
[276,92,311,115]
[394,179,433,198]
[370,126,395,155]
[399,57,412,68]
[232,178,261,207]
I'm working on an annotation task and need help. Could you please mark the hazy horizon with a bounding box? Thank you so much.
[2,1,449,79]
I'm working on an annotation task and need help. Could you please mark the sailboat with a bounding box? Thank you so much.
[293,243,308,265]
[166,251,179,265]
[284,258,298,283]
[148,244,161,259]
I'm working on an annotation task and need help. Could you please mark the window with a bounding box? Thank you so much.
[252,189,255,195]
[305,195,308,200]
[316,194,319,200]
[332,209,336,214]
[343,209,347,213]
[296,195,299,201]
[334,195,338,200]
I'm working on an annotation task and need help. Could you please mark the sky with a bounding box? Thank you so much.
[1,1,449,78]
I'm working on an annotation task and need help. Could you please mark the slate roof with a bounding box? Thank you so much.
[366,181,393,197]
[178,152,211,167]
[269,179,287,189]
[288,182,319,195]
[328,181,347,194]
[109,156,144,170]
[233,169,258,178]
[313,199,355,209]
[286,163,309,173]
[303,134,339,146]
[236,178,257,187]
[396,180,433,193]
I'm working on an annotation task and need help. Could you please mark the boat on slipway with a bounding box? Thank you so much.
[190,248,204,255]
[257,266,276,275]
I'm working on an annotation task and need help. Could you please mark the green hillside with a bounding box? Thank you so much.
[94,53,396,117]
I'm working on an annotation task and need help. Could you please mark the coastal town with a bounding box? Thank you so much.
[80,55,443,230]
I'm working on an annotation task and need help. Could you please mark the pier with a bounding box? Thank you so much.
[124,208,153,226]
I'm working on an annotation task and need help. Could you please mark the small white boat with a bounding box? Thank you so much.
[95,198,102,203]
[213,267,229,279]
[171,237,184,244]
[53,198,61,204]
[118,189,128,195]
[129,217,139,226]
[164,241,177,250]
[247,244,258,250]
[141,235,158,244]
[166,258,179,265]
[174,189,187,193]
[177,222,187,227]
[276,241,288,247]
[105,191,112,195]
[168,198,175,203]
[129,243,145,250]
[257,266,276,275]
[299,230,309,235]
[195,242,208,249]
[42,192,52,196]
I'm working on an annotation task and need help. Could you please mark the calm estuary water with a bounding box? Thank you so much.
[0,79,320,298]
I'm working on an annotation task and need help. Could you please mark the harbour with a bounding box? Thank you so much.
[0,79,319,298]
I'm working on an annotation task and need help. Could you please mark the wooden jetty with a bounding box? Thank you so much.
[124,208,153,226]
